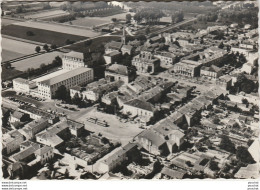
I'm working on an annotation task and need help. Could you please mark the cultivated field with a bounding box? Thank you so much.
[13,21,100,37]
[2,50,24,62]
[65,36,121,53]
[23,9,69,19]
[2,67,24,81]
[1,18,24,27]
[2,37,38,62]
[2,25,88,46]
[11,51,63,71]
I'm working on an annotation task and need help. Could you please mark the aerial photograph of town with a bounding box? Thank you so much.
[1,1,259,180]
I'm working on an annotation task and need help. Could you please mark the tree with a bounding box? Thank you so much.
[35,46,41,53]
[219,135,236,153]
[26,31,34,36]
[236,146,255,164]
[242,98,249,105]
[72,92,81,105]
[111,18,117,23]
[40,63,46,70]
[64,168,69,179]
[213,117,220,124]
[126,14,132,23]
[51,44,57,49]
[43,44,49,52]
[241,80,255,94]
[145,27,150,35]
[16,6,23,13]
[218,41,224,49]
[55,85,68,101]
[5,62,11,69]
[209,160,219,171]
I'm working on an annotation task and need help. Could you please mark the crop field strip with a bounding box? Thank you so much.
[2,24,88,47]
[12,21,100,37]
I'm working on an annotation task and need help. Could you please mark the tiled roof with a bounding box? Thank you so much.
[161,166,185,179]
[125,99,155,112]
[64,51,84,60]
[34,146,53,156]
[12,111,26,120]
[106,64,129,76]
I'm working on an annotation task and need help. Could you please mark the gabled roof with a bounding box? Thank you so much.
[106,64,129,76]
[34,146,53,156]
[121,45,133,51]
[105,41,123,50]
[125,99,155,112]
[138,130,165,147]
[64,51,84,60]
[12,111,26,120]
[201,65,221,73]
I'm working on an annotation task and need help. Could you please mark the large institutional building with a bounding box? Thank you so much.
[132,51,160,74]
[13,51,94,99]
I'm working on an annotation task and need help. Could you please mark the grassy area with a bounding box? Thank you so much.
[1,67,25,81]
[11,51,63,71]
[2,49,24,62]
[2,24,87,47]
[65,36,121,53]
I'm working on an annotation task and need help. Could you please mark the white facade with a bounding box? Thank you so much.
[38,68,94,99]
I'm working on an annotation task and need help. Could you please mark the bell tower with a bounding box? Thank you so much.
[122,27,126,45]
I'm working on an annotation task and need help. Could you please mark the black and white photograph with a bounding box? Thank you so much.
[1,0,259,183]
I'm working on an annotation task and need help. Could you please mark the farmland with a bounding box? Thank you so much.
[13,21,100,37]
[2,37,38,62]
[65,36,121,53]
[1,18,24,27]
[2,67,24,81]
[2,25,87,47]
[11,51,63,71]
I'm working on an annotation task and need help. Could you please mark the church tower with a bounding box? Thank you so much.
[122,27,126,45]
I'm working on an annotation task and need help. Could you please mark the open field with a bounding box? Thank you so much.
[2,50,24,63]
[65,36,121,53]
[23,9,69,19]
[13,21,100,37]
[2,67,24,81]
[2,37,38,62]
[2,25,87,47]
[1,18,24,27]
[11,51,63,71]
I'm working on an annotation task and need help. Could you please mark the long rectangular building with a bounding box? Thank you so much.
[37,67,93,99]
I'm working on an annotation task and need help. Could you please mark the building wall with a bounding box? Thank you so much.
[62,56,85,70]
[105,71,129,83]
[4,136,24,155]
[122,104,154,117]
[38,69,94,99]
[13,81,30,93]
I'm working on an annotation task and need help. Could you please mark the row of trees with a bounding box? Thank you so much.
[133,8,164,24]
[26,56,62,78]
[35,44,57,53]
[171,11,184,24]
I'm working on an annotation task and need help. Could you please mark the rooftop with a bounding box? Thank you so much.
[39,67,92,86]
[125,99,155,112]
[64,51,84,60]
